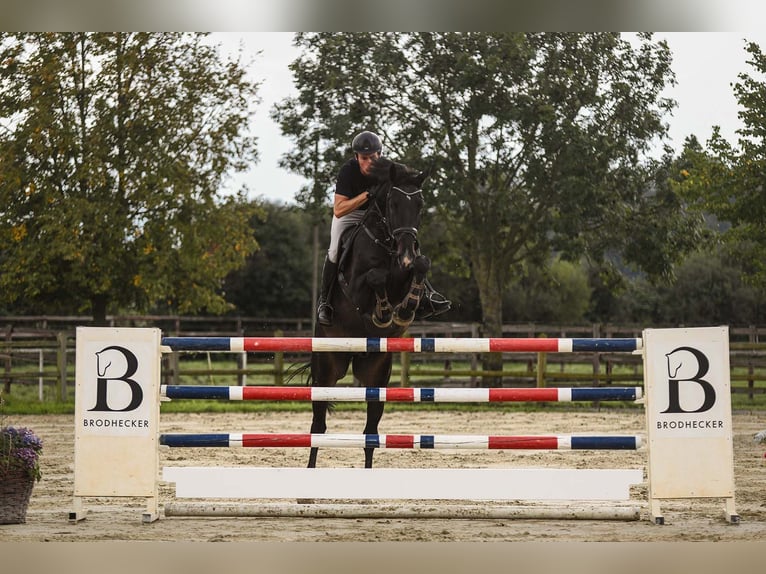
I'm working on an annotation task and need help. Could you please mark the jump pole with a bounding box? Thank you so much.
[159,336,642,354]
[160,385,643,402]
[163,502,641,521]
[159,432,641,450]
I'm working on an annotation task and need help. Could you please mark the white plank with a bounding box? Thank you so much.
[162,467,643,501]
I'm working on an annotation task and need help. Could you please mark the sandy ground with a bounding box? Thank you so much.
[3,408,766,542]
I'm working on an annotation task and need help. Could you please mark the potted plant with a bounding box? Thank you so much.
[1,423,43,524]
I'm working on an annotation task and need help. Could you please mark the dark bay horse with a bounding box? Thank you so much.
[309,157,431,468]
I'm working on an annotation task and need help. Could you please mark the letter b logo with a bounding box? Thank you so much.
[89,346,143,412]
[661,346,716,414]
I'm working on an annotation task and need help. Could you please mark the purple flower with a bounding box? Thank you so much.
[2,426,44,481]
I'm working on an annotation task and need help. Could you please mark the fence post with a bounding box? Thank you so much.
[57,331,68,401]
[470,323,479,386]
[536,332,547,388]
[536,351,547,388]
[274,329,284,385]
[591,324,602,409]
[3,325,11,394]
[38,348,44,401]
[171,354,180,386]
[748,325,756,401]
[237,352,247,387]
[237,319,246,386]
[592,323,601,385]
[399,351,410,387]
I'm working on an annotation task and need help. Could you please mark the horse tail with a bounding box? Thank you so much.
[284,362,335,413]
[285,362,312,385]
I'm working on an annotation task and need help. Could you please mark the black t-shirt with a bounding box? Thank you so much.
[335,158,378,209]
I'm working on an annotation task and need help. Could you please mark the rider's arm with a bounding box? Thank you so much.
[333,191,371,218]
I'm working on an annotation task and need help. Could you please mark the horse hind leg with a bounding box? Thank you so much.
[306,351,350,474]
[298,400,329,505]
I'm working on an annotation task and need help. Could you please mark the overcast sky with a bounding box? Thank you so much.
[219,32,766,205]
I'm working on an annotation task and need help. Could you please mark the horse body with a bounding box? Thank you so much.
[308,158,430,468]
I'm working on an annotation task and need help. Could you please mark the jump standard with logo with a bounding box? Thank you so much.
[70,326,738,525]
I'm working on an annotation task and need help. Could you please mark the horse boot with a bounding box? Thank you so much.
[414,279,451,320]
[317,257,338,326]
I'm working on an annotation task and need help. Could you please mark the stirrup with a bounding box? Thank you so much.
[415,289,451,320]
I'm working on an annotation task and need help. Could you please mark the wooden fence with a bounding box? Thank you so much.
[1,317,765,402]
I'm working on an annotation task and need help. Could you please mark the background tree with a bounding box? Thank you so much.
[608,247,766,326]
[275,33,701,379]
[0,33,259,323]
[504,257,591,324]
[224,201,322,318]
[271,34,386,327]
[676,40,766,283]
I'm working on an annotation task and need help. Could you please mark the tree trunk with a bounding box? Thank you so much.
[91,294,108,326]
[311,223,319,333]
[473,252,505,387]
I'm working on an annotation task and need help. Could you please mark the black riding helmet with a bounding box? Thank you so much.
[352,131,382,155]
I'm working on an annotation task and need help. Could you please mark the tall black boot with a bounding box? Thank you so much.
[415,279,451,320]
[317,257,338,326]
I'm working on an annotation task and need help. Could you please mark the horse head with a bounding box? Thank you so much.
[369,158,429,270]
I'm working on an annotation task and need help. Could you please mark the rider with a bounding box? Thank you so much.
[317,130,450,326]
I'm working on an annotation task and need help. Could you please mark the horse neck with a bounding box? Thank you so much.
[365,187,391,237]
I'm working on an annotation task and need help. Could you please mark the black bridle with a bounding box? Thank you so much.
[363,184,422,255]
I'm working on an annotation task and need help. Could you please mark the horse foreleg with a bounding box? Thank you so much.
[393,255,430,326]
[362,401,385,468]
[366,268,393,328]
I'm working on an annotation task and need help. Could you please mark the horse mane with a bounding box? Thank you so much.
[368,157,419,184]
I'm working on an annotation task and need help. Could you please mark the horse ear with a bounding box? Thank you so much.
[389,162,398,182]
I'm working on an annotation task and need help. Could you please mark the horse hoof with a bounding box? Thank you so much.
[393,312,414,327]
[372,314,393,328]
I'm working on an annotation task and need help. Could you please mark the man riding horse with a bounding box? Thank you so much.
[317,131,450,326]
[308,135,448,468]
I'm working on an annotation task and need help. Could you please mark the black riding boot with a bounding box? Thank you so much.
[317,257,338,326]
[415,279,451,320]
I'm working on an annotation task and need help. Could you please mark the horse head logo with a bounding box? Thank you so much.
[95,347,129,377]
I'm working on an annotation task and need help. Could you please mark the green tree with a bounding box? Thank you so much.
[0,33,259,323]
[271,34,387,326]
[503,257,591,324]
[676,41,766,282]
[275,33,692,379]
[661,248,766,325]
[224,202,322,318]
